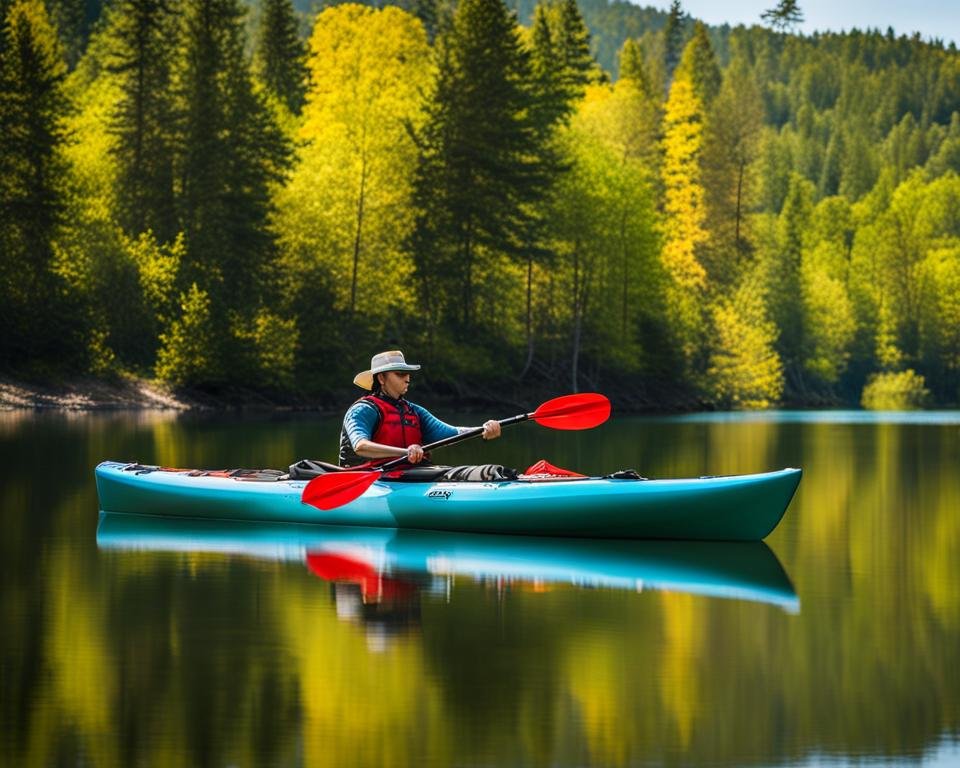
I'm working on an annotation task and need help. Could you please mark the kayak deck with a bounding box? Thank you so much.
[95,461,802,541]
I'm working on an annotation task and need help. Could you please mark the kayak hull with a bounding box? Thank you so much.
[95,461,802,541]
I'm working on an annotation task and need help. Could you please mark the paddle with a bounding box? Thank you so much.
[301,392,610,511]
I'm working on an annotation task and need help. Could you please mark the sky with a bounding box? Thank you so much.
[672,0,959,45]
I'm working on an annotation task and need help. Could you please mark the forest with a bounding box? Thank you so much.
[1,0,958,408]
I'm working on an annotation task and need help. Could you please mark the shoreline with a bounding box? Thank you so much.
[0,375,202,412]
[10,375,939,414]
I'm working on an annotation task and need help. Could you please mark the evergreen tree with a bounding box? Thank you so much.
[410,0,546,334]
[701,60,764,286]
[0,0,83,370]
[761,0,803,34]
[105,0,177,240]
[662,0,684,86]
[617,38,652,97]
[529,2,565,130]
[529,0,596,128]
[166,0,291,384]
[554,0,595,98]
[254,0,306,114]
[44,0,101,66]
[675,21,720,106]
[769,172,813,392]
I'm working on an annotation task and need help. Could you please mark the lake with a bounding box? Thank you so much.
[1,408,958,766]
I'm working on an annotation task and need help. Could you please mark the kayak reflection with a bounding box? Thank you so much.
[96,511,799,616]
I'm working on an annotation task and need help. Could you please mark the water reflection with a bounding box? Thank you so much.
[97,512,800,620]
[3,410,959,767]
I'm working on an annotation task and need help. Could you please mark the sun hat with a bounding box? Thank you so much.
[353,350,421,390]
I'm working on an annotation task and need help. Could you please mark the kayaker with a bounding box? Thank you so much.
[340,350,511,480]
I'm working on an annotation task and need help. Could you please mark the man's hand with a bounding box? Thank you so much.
[481,420,501,440]
[406,444,425,463]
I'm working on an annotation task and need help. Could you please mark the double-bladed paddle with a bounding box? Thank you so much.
[301,392,610,511]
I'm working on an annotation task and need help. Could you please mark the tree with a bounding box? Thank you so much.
[675,21,720,106]
[617,38,652,97]
[701,60,764,286]
[410,0,547,337]
[554,0,597,100]
[104,0,177,240]
[165,0,291,385]
[662,0,684,86]
[527,0,598,132]
[253,0,307,114]
[273,5,431,323]
[568,83,660,378]
[707,278,783,408]
[44,0,101,66]
[767,172,814,392]
[0,0,84,370]
[660,70,708,370]
[761,0,803,34]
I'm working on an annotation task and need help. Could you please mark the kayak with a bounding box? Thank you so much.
[95,461,802,541]
[96,512,800,611]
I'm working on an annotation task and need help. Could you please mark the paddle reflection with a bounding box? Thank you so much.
[96,512,800,623]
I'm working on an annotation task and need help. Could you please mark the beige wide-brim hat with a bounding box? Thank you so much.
[353,350,421,390]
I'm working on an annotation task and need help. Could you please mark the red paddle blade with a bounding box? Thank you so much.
[531,392,610,430]
[301,471,379,510]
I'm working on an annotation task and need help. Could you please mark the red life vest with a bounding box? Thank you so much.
[363,394,423,449]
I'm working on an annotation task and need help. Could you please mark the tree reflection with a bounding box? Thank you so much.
[1,412,958,766]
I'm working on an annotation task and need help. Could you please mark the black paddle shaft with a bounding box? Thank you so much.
[378,411,532,471]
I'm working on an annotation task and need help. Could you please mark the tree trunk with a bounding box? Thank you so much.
[520,255,534,379]
[349,150,368,316]
[571,242,581,393]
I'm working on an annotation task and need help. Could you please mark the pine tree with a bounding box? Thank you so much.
[167,0,290,384]
[662,0,684,86]
[254,0,306,114]
[761,0,803,34]
[554,0,595,99]
[675,21,720,106]
[529,0,597,129]
[701,60,764,286]
[0,0,83,369]
[618,38,652,97]
[410,0,546,334]
[529,2,565,130]
[769,172,813,391]
[105,0,177,240]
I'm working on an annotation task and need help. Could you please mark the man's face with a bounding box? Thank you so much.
[380,370,411,397]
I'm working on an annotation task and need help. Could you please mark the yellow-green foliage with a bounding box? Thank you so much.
[861,369,930,410]
[660,71,709,370]
[273,4,432,319]
[661,73,708,290]
[156,284,214,385]
[802,256,855,384]
[250,310,299,389]
[707,280,784,409]
[918,246,960,373]
[133,231,183,327]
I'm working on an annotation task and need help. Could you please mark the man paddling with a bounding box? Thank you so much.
[340,350,504,475]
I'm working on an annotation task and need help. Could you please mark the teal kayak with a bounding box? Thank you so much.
[95,461,801,541]
[96,512,799,611]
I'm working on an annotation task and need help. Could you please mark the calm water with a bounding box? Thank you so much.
[2,408,959,767]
